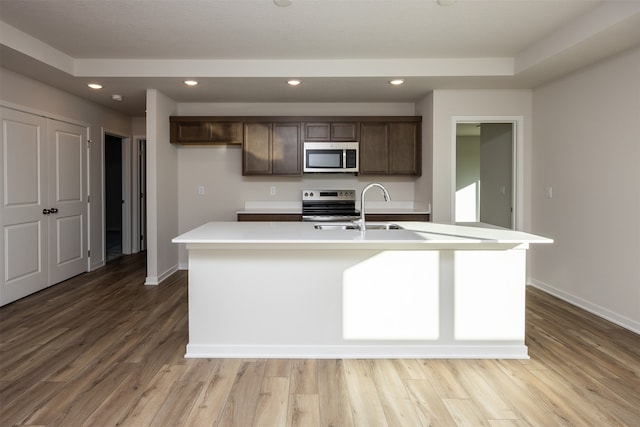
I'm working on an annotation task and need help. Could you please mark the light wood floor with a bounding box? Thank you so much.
[1,253,638,426]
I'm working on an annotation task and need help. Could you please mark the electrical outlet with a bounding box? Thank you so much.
[198,185,205,195]
[270,186,276,196]
[545,186,553,199]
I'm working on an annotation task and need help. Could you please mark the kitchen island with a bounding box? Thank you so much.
[173,221,551,359]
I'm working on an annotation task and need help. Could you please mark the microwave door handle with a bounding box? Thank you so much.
[343,150,346,168]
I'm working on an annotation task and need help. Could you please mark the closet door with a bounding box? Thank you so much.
[47,120,88,284]
[1,107,49,305]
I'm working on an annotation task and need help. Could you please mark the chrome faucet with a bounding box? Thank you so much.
[356,182,391,231]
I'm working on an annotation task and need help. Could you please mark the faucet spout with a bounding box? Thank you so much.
[358,182,391,231]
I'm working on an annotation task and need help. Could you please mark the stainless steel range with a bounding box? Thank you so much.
[302,189,360,222]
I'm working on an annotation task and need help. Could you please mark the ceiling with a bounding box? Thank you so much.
[1,0,640,116]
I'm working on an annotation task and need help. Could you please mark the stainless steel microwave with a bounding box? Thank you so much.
[303,142,359,173]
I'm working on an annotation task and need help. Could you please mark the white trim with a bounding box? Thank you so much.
[91,260,105,271]
[131,136,146,253]
[0,101,92,129]
[451,116,524,230]
[185,344,529,359]
[529,280,640,335]
[144,263,179,286]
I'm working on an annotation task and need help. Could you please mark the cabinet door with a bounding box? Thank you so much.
[389,122,421,176]
[359,122,389,175]
[172,121,211,143]
[303,122,331,141]
[331,122,359,141]
[303,122,358,141]
[210,122,243,144]
[272,123,302,175]
[170,119,243,144]
[243,123,272,175]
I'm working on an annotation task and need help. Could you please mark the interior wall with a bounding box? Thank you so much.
[145,89,179,284]
[530,46,640,333]
[175,102,425,265]
[0,67,132,270]
[414,93,434,211]
[430,90,532,227]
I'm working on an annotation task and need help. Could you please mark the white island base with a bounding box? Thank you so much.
[176,222,551,359]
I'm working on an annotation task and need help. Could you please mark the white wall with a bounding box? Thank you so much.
[145,90,179,284]
[175,102,424,265]
[430,90,533,227]
[414,93,434,211]
[530,47,640,333]
[0,68,132,270]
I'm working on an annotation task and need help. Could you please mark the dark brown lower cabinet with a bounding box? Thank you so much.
[236,213,429,222]
[237,213,303,221]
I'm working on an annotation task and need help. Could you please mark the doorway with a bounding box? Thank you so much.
[105,134,123,261]
[138,139,147,252]
[454,118,523,229]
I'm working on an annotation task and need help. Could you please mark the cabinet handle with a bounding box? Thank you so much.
[43,209,51,215]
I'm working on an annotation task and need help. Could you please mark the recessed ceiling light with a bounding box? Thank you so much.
[437,0,456,5]
[287,80,302,86]
[390,79,405,85]
[274,0,292,6]
[111,94,123,102]
[184,80,198,86]
[88,83,103,90]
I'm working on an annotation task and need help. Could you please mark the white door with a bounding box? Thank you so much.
[0,107,88,305]
[1,108,49,304]
[48,120,88,284]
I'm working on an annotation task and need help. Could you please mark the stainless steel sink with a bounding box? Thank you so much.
[314,223,359,230]
[314,222,402,230]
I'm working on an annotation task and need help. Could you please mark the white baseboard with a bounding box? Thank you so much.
[145,263,179,286]
[185,344,529,359]
[529,279,640,335]
[90,260,105,271]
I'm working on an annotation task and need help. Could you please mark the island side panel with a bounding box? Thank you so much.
[184,246,529,358]
[454,250,527,341]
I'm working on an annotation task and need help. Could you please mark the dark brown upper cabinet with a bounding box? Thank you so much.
[303,122,359,141]
[171,115,421,177]
[243,122,302,176]
[170,117,243,144]
[359,119,421,176]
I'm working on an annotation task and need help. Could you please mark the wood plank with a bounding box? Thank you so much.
[287,394,320,427]
[182,359,242,426]
[216,360,266,426]
[317,359,354,427]
[371,360,423,426]
[252,376,289,426]
[343,360,388,426]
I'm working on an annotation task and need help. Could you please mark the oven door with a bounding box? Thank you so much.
[302,200,359,222]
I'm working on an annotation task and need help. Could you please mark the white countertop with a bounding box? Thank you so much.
[173,221,552,249]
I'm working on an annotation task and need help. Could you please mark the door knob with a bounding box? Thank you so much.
[50,208,59,214]
[43,209,51,215]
